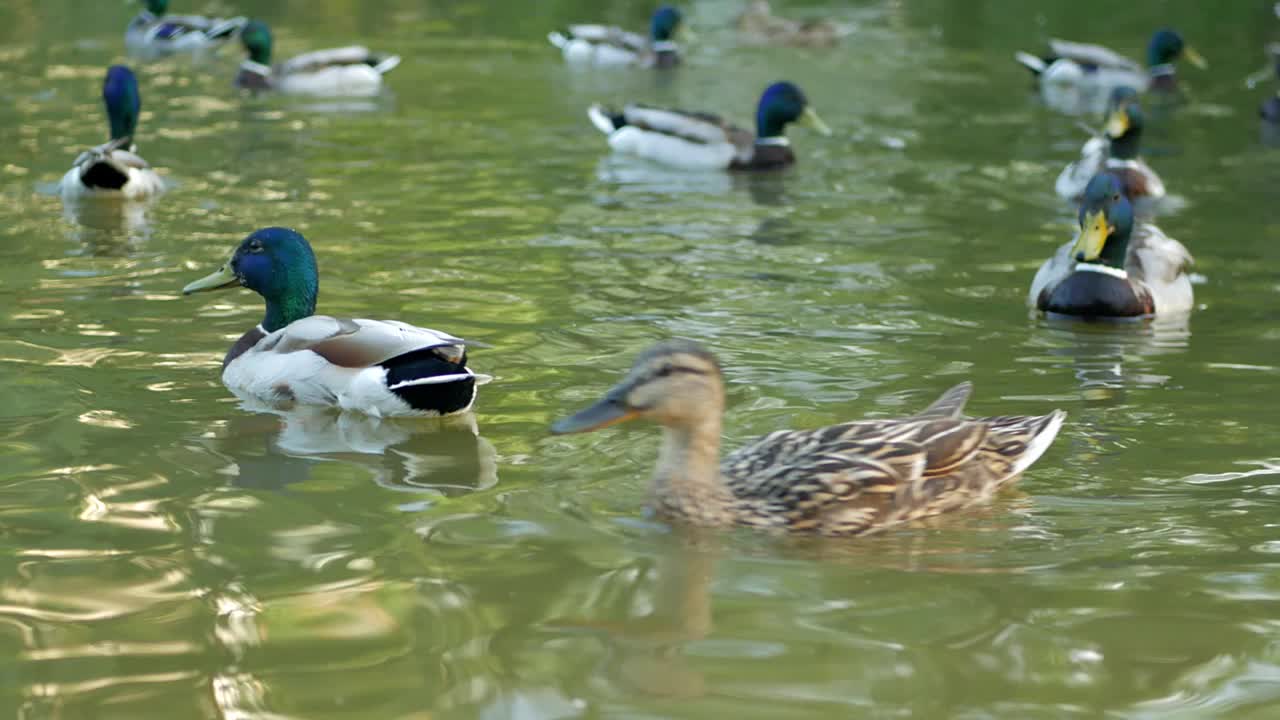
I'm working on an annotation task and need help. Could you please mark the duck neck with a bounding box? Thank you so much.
[261,287,316,333]
[652,413,734,522]
[1109,128,1140,160]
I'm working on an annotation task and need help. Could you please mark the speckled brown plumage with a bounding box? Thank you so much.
[553,341,1066,537]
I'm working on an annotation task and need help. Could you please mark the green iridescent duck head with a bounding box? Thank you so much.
[1073,173,1134,270]
[183,227,319,333]
[240,19,274,65]
[755,82,832,139]
[102,65,141,143]
[1147,29,1206,69]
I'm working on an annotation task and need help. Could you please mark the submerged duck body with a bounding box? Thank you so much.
[552,341,1065,536]
[183,228,484,417]
[235,21,400,97]
[1056,87,1165,202]
[548,5,684,68]
[736,0,852,48]
[60,66,165,201]
[588,81,831,171]
[125,0,247,57]
[1032,173,1193,319]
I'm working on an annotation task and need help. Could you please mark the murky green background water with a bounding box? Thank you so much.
[2,0,1280,717]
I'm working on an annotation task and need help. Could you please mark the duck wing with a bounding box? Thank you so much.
[261,316,471,368]
[563,24,648,52]
[723,405,1065,535]
[281,46,400,75]
[1048,38,1143,72]
[1128,223,1193,285]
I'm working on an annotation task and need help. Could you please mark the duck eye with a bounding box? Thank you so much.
[248,239,264,252]
[655,366,675,378]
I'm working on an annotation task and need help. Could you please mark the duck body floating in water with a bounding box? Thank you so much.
[1055,87,1165,203]
[735,0,853,48]
[60,66,165,201]
[183,228,487,417]
[235,21,400,97]
[1017,29,1205,113]
[552,341,1066,536]
[588,82,831,171]
[548,5,686,68]
[1032,173,1193,320]
[125,0,248,58]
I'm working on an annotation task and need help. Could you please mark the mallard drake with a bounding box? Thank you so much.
[1016,29,1206,95]
[1055,87,1165,202]
[587,82,831,171]
[60,65,165,201]
[182,228,486,417]
[1031,173,1193,318]
[551,341,1066,536]
[125,0,247,57]
[548,5,686,68]
[736,1,852,48]
[235,20,401,97]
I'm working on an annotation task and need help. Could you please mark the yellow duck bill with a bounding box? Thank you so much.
[800,106,832,136]
[182,263,239,295]
[1072,210,1114,262]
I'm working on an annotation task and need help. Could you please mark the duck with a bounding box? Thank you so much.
[1055,86,1165,202]
[125,0,248,57]
[587,82,831,171]
[551,340,1066,536]
[1031,172,1193,319]
[736,1,852,48]
[60,65,165,201]
[1258,45,1280,123]
[235,20,401,97]
[182,227,487,417]
[548,5,686,69]
[1016,29,1206,96]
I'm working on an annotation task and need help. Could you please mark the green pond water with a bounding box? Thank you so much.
[2,0,1280,717]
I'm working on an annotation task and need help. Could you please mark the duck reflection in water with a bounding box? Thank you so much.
[1035,313,1191,397]
[214,406,497,496]
[542,531,718,698]
[60,195,156,254]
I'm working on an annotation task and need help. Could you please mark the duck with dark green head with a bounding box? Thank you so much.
[1031,172,1193,319]
[1054,86,1166,202]
[60,65,165,201]
[548,5,689,68]
[235,19,401,97]
[182,227,487,417]
[125,0,248,58]
[1016,28,1206,100]
[586,81,832,171]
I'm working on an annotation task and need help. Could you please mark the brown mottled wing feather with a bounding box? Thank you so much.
[723,417,993,533]
[914,382,974,419]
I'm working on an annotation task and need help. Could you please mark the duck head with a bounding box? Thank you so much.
[183,227,319,333]
[1147,29,1206,70]
[103,65,141,143]
[1103,86,1144,159]
[755,81,831,139]
[551,340,724,434]
[240,19,274,65]
[1072,173,1134,270]
[650,5,685,43]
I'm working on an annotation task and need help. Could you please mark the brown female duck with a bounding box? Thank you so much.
[551,341,1066,536]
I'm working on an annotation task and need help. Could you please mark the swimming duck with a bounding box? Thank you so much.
[1016,29,1206,96]
[235,20,401,97]
[125,0,247,57]
[60,66,165,201]
[182,228,486,417]
[551,341,1066,536]
[1258,45,1280,123]
[1031,173,1193,319]
[1055,87,1165,202]
[736,1,852,48]
[587,82,831,171]
[548,5,686,68]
